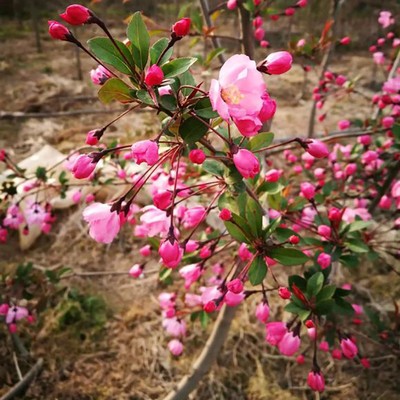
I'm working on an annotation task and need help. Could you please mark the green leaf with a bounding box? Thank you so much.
[306,272,324,297]
[333,298,355,316]
[150,38,173,66]
[344,239,370,253]
[88,37,133,75]
[35,166,47,182]
[274,227,296,242]
[315,299,335,315]
[224,221,250,244]
[199,310,210,329]
[256,181,284,195]
[98,78,133,104]
[339,254,359,268]
[263,216,282,239]
[136,89,154,105]
[159,94,177,111]
[205,47,226,66]
[248,256,267,285]
[179,116,209,144]
[392,123,400,142]
[269,247,309,266]
[194,98,219,119]
[202,159,225,177]
[316,285,336,302]
[248,132,274,151]
[246,196,263,237]
[159,267,172,281]
[347,220,371,232]
[284,303,310,321]
[127,12,150,70]
[162,57,197,78]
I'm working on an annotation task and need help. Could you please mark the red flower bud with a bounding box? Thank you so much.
[172,18,191,37]
[145,65,164,87]
[278,287,291,300]
[48,20,71,41]
[60,4,92,25]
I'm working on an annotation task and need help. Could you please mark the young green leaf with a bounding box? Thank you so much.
[268,247,309,266]
[127,12,150,70]
[162,57,198,78]
[248,255,267,285]
[98,78,133,104]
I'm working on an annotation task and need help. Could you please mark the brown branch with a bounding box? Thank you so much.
[0,358,43,400]
[308,0,346,137]
[163,304,236,400]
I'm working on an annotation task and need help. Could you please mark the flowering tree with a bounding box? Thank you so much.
[1,1,399,398]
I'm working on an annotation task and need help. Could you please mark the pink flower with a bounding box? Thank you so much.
[129,264,143,278]
[254,27,265,41]
[307,140,329,158]
[307,371,325,392]
[317,252,331,269]
[265,322,287,346]
[3,205,24,229]
[297,0,307,7]
[300,182,316,200]
[145,65,164,86]
[158,85,172,96]
[253,16,263,28]
[238,243,252,261]
[131,140,159,166]
[338,119,351,130]
[158,292,176,309]
[83,202,121,243]
[60,4,91,25]
[189,149,206,164]
[278,287,291,299]
[162,317,186,337]
[72,154,96,179]
[232,115,262,137]
[340,36,351,45]
[209,54,266,122]
[319,341,329,352]
[259,51,293,75]
[227,278,244,294]
[278,331,301,356]
[378,11,394,28]
[258,93,276,122]
[224,291,245,306]
[297,38,306,47]
[159,239,183,268]
[185,293,202,307]
[255,302,270,323]
[139,245,151,257]
[382,116,394,129]
[25,203,47,226]
[233,149,260,178]
[48,20,71,41]
[182,206,206,228]
[168,339,183,356]
[90,65,111,86]
[6,306,29,324]
[227,0,237,10]
[332,348,342,359]
[344,163,357,177]
[340,338,358,359]
[265,169,281,183]
[172,18,191,37]
[285,7,295,16]
[219,208,232,221]
[358,135,372,146]
[317,225,331,238]
[179,264,202,288]
[373,52,385,65]
[154,191,172,210]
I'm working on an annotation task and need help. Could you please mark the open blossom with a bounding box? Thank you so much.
[6,306,29,324]
[25,203,47,226]
[233,149,260,178]
[373,52,385,65]
[182,206,206,228]
[265,322,287,346]
[162,317,186,337]
[179,264,202,288]
[131,140,159,166]
[90,65,111,85]
[209,54,266,135]
[378,11,394,28]
[83,202,121,243]
[3,205,24,229]
[136,206,170,237]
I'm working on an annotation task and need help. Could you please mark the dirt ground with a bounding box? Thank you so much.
[1,17,399,400]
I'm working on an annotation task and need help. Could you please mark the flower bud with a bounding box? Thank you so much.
[255,301,270,323]
[72,154,96,179]
[172,18,191,37]
[227,278,244,294]
[317,252,331,269]
[340,337,358,359]
[159,239,183,268]
[233,149,260,178]
[289,235,300,244]
[168,339,183,356]
[307,371,325,392]
[259,51,293,75]
[48,20,71,41]
[278,287,291,300]
[145,65,164,86]
[131,140,159,166]
[129,264,143,278]
[60,4,92,25]
[307,140,329,158]
[219,208,232,221]
[189,149,206,164]
[154,191,173,210]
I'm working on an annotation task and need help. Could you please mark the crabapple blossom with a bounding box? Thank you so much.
[317,252,331,269]
[131,140,159,166]
[306,140,329,158]
[72,154,96,179]
[48,20,71,41]
[278,331,301,356]
[90,65,111,85]
[307,371,325,392]
[265,322,287,346]
[83,202,121,243]
[233,149,260,178]
[259,51,293,75]
[145,65,164,86]
[189,149,206,164]
[168,339,183,356]
[340,338,358,359]
[172,18,191,37]
[255,301,270,323]
[159,239,183,268]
